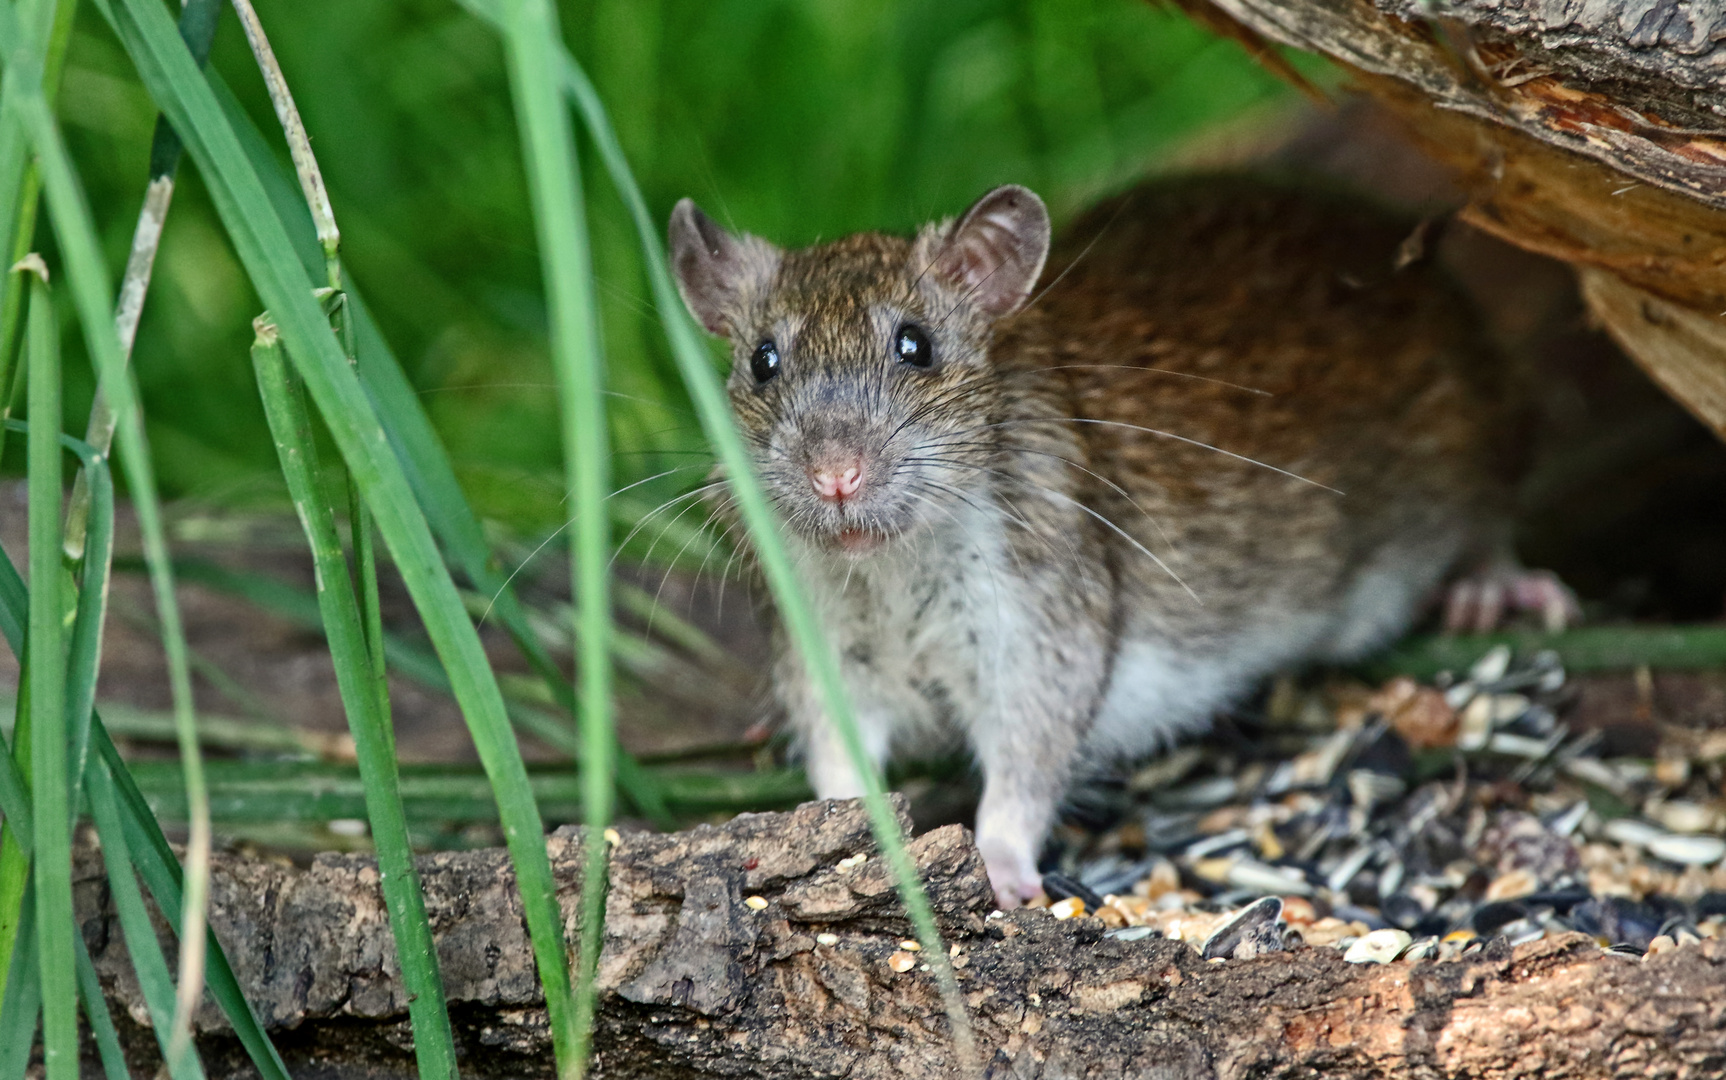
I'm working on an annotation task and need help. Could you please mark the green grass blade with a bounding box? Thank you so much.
[0,557,19,652]
[0,13,216,1065]
[1,693,331,758]
[2,535,349,1080]
[202,70,668,826]
[444,10,982,1066]
[89,726,293,1080]
[0,737,26,843]
[102,0,578,1059]
[63,0,223,561]
[0,620,28,1010]
[22,259,76,1080]
[0,421,106,881]
[347,493,394,752]
[1370,625,1726,680]
[490,2,612,1071]
[55,428,112,825]
[73,933,131,1080]
[0,0,69,1037]
[0,417,114,820]
[0,886,40,1080]
[331,297,401,764]
[0,429,101,1020]
[253,323,459,1080]
[0,419,113,827]
[0,99,30,424]
[0,0,75,466]
[86,753,207,1080]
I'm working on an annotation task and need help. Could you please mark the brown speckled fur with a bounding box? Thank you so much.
[1017,180,1510,638]
[669,176,1511,905]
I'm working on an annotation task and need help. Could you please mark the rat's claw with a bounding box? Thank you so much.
[1443,578,1493,633]
[1508,568,1580,632]
[1442,580,1471,634]
[1444,564,1578,634]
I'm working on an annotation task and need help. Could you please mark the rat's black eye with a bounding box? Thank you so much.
[895,323,933,369]
[749,340,780,384]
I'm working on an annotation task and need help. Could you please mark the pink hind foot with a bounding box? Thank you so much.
[1443,565,1579,634]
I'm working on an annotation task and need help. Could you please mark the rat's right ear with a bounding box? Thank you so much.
[668,200,779,336]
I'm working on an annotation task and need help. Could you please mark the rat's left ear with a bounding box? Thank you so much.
[930,185,1050,318]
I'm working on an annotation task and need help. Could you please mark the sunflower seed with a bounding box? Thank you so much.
[1647,833,1726,866]
[1202,897,1285,961]
[1344,929,1412,964]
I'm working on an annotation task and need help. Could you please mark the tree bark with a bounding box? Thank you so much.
[1170,0,1726,440]
[75,799,1726,1079]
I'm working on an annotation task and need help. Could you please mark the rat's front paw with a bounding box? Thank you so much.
[978,836,1044,909]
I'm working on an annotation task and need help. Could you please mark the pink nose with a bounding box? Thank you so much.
[809,463,864,503]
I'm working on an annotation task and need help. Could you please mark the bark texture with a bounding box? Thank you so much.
[75,799,1726,1079]
[1171,0,1726,439]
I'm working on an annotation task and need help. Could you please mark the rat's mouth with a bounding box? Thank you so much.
[831,526,887,554]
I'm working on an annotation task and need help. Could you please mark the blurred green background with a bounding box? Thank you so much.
[36,0,1295,539]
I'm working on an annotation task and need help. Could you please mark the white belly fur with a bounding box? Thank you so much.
[1085,619,1316,762]
[1087,544,1445,763]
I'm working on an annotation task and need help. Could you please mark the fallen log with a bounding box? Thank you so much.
[1169,0,1726,441]
[74,798,1726,1078]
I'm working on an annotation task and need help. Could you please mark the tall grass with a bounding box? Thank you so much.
[21,255,73,1080]
[252,323,459,1080]
[488,0,615,1069]
[2,0,217,1070]
[0,2,1299,1076]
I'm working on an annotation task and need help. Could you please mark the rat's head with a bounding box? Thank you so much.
[669,186,1050,555]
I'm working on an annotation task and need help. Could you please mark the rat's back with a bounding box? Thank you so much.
[1000,178,1517,756]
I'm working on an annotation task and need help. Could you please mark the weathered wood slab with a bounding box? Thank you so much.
[1171,0,1726,440]
[77,799,1726,1078]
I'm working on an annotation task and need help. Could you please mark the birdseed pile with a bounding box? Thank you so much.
[1032,647,1726,965]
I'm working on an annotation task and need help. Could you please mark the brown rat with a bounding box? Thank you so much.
[668,176,1573,906]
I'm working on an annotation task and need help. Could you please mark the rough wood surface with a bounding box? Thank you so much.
[1181,0,1726,208]
[76,799,1726,1079]
[1375,0,1725,106]
[1171,0,1726,442]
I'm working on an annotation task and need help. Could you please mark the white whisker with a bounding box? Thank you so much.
[611,481,729,572]
[967,417,1342,494]
[646,501,730,639]
[1033,364,1270,396]
[904,442,1177,552]
[911,461,1197,603]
